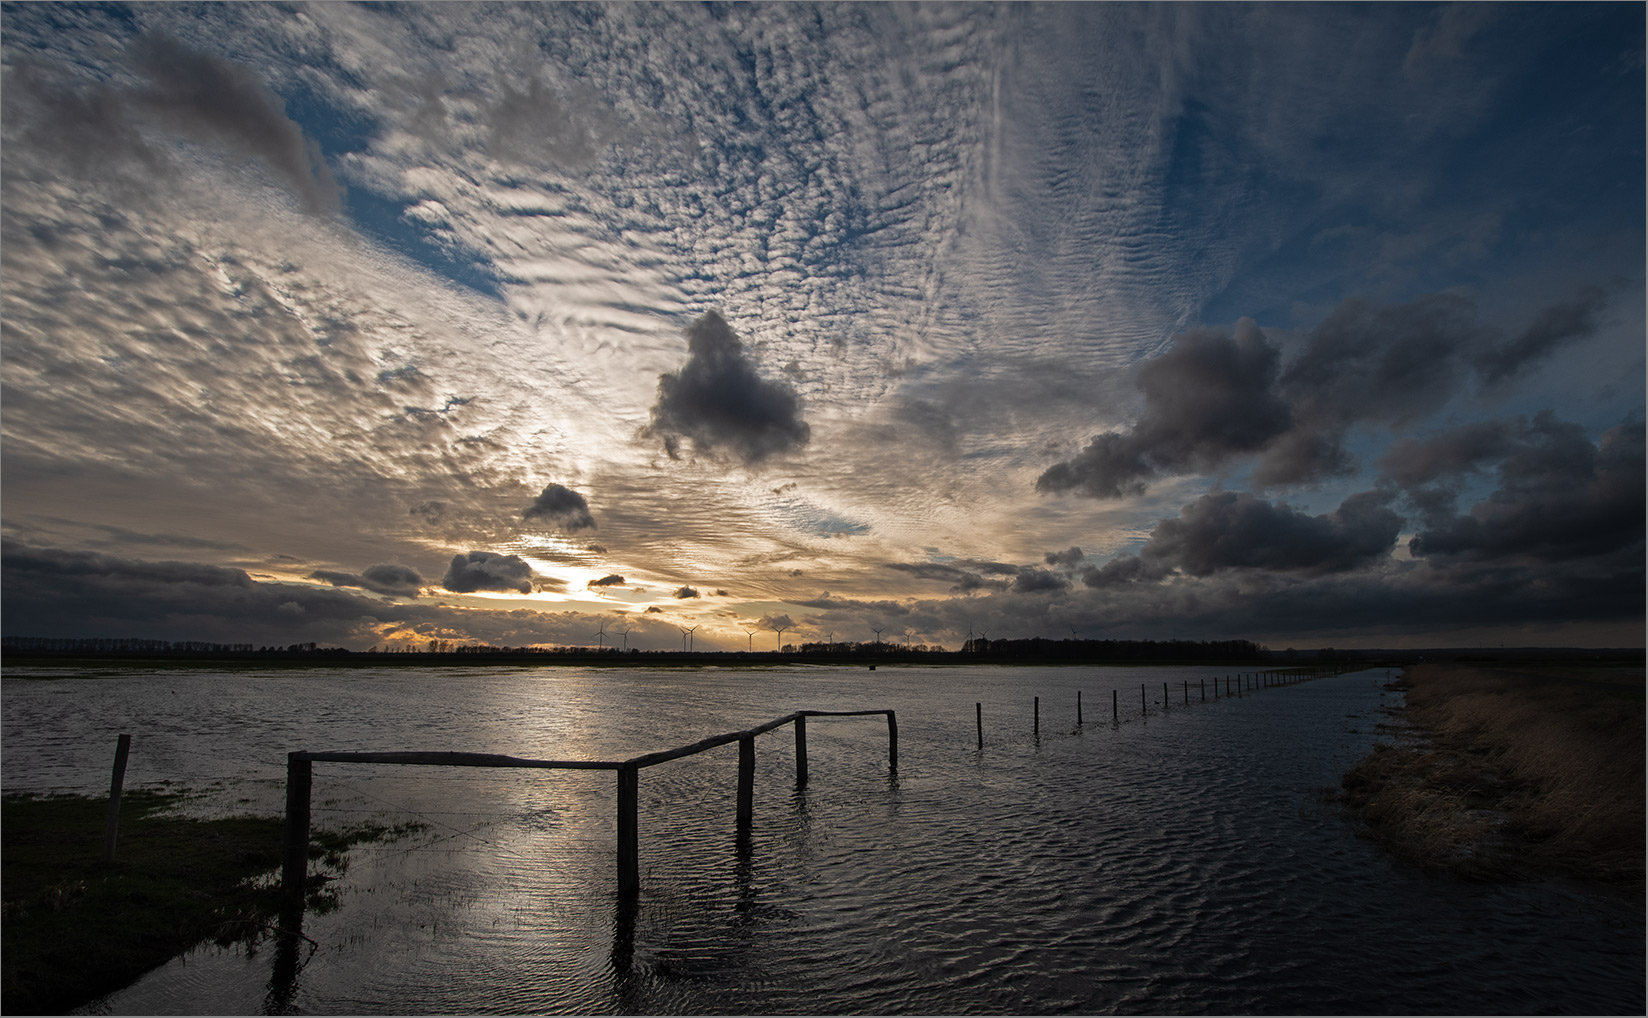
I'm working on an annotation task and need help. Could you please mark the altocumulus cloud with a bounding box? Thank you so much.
[647,311,811,466]
[442,551,535,594]
[523,483,597,531]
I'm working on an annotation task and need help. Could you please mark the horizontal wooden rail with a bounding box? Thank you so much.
[282,708,896,905]
[295,750,622,769]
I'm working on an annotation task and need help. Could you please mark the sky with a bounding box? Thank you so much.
[2,2,1643,653]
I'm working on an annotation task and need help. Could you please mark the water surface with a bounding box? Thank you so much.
[3,664,1641,1014]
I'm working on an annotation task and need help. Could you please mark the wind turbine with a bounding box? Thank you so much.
[615,624,630,651]
[771,620,788,650]
[686,625,699,652]
[872,626,885,645]
[742,625,758,651]
[593,621,607,650]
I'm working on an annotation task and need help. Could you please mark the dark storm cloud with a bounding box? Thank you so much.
[1142,490,1403,576]
[1474,285,1607,384]
[312,564,424,598]
[587,574,626,588]
[1408,418,1645,563]
[0,540,401,643]
[129,33,341,214]
[1040,291,1613,497]
[1376,420,1520,488]
[1044,547,1085,567]
[1084,490,1401,586]
[442,551,535,594]
[3,34,339,214]
[1010,568,1070,594]
[646,311,811,466]
[3,542,254,590]
[1037,320,1292,497]
[522,483,597,531]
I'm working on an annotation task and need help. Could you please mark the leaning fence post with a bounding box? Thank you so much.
[281,753,313,911]
[794,715,809,785]
[886,711,899,771]
[737,736,756,833]
[103,734,132,863]
[617,765,639,897]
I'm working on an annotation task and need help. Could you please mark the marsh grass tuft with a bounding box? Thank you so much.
[1338,662,1644,888]
[1,787,423,1014]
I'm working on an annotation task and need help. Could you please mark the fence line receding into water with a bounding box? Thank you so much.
[281,708,896,905]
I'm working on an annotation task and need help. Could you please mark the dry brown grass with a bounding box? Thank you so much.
[1339,661,1644,887]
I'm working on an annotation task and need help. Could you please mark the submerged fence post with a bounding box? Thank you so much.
[1034,696,1040,739]
[617,765,639,897]
[1077,690,1083,726]
[886,711,899,771]
[103,733,132,863]
[976,702,983,750]
[1141,684,1146,715]
[794,715,808,786]
[1183,680,1188,706]
[737,736,756,833]
[1112,689,1118,721]
[281,753,313,911]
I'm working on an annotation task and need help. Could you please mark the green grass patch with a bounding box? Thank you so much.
[2,788,422,1014]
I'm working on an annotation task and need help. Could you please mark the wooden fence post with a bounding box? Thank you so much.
[886,711,899,771]
[794,715,808,786]
[617,765,639,897]
[736,736,755,832]
[281,753,312,911]
[1077,690,1083,726]
[976,702,983,749]
[103,734,131,863]
[1112,689,1118,721]
[1033,696,1040,739]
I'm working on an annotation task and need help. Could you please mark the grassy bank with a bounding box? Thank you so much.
[1339,662,1644,888]
[2,788,419,1014]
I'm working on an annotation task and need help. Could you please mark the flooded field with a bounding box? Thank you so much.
[4,663,1642,1014]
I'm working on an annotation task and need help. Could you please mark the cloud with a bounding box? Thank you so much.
[442,551,535,593]
[1011,567,1070,594]
[646,311,811,465]
[644,606,665,613]
[1044,546,1085,567]
[130,33,341,214]
[311,564,424,598]
[1473,285,1607,384]
[523,483,597,531]
[587,573,626,588]
[674,586,700,598]
[757,612,796,632]
[1407,417,1644,563]
[1088,490,1402,584]
[1037,319,1292,498]
[1040,290,1614,498]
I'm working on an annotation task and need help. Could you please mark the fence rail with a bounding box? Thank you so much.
[282,709,896,906]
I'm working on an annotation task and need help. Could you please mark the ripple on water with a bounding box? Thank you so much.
[11,666,1640,1015]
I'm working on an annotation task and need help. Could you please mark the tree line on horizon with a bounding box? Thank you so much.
[3,634,1266,661]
